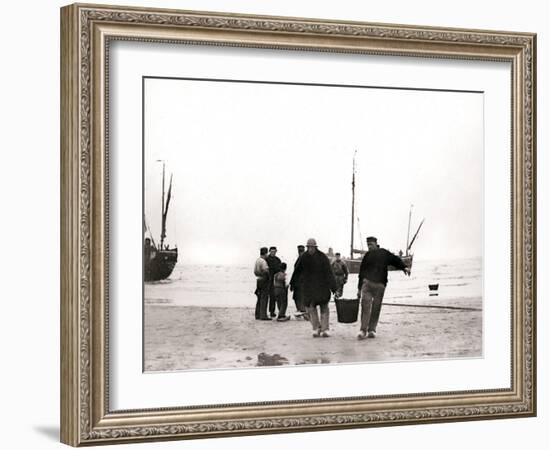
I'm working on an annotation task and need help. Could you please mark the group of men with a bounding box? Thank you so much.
[254,236,410,339]
[254,246,291,321]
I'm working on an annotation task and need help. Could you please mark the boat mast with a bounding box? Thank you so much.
[160,160,166,249]
[350,150,357,259]
[405,204,413,257]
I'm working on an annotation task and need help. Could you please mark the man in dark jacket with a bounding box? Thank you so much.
[254,247,271,320]
[331,252,349,299]
[291,238,337,337]
[289,244,307,318]
[357,236,410,340]
[266,246,282,318]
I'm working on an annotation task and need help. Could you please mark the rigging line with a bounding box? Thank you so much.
[408,219,425,251]
[384,302,481,312]
[357,217,364,251]
[143,216,157,248]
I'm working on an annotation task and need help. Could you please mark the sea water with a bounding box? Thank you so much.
[145,258,482,310]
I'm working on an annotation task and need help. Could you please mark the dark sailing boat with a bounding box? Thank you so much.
[143,161,178,282]
[343,151,424,274]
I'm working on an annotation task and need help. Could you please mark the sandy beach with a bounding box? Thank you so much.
[144,301,482,372]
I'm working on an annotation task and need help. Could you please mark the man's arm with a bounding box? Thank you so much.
[386,249,409,275]
[324,255,337,293]
[262,259,271,276]
[290,257,303,290]
[357,256,367,291]
[257,259,270,278]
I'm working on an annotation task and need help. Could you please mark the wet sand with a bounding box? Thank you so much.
[144,302,482,372]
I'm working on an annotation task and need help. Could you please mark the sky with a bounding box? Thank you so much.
[144,77,483,266]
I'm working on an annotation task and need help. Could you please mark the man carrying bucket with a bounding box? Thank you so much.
[357,236,411,340]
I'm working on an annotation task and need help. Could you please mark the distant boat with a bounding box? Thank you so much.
[143,161,178,282]
[344,249,414,274]
[342,151,423,274]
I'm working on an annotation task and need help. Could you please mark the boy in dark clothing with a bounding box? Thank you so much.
[357,236,410,340]
[273,262,290,321]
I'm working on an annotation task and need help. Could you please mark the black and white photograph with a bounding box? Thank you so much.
[142,76,483,372]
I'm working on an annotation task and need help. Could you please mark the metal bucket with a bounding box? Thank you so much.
[334,298,359,323]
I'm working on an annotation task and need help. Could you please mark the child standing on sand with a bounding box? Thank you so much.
[273,263,290,321]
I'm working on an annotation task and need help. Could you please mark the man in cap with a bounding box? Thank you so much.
[290,244,307,318]
[331,252,349,299]
[357,236,410,340]
[253,247,271,320]
[266,246,282,318]
[291,238,337,337]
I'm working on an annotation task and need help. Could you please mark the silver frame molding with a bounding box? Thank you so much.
[61,3,536,446]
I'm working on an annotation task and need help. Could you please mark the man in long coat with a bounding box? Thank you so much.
[291,238,337,337]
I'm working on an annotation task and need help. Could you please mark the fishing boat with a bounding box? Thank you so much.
[143,161,178,282]
[342,151,423,274]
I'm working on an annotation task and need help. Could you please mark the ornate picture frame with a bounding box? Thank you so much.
[60,3,536,446]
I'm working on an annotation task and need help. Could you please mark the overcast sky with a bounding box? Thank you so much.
[144,77,483,266]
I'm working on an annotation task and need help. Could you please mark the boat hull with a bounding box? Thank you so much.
[144,248,178,282]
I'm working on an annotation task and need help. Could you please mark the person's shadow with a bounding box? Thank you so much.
[33,426,59,441]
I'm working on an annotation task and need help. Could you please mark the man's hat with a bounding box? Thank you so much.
[297,245,305,249]
[366,236,378,244]
[306,238,318,247]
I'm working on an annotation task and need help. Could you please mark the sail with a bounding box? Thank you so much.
[161,174,173,247]
[164,174,173,218]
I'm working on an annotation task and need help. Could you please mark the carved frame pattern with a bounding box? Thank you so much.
[60,3,536,446]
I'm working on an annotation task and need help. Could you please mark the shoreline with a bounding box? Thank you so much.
[145,300,482,311]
